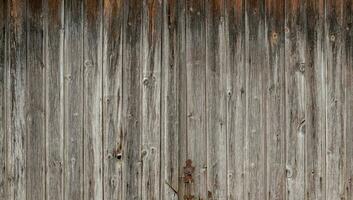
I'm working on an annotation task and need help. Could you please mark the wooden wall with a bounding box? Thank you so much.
[0,0,352,199]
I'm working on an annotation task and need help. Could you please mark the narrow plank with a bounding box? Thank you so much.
[140,0,162,199]
[102,0,124,199]
[344,1,353,199]
[83,0,103,199]
[205,0,227,199]
[185,0,207,199]
[26,0,46,199]
[244,0,267,199]
[63,0,84,199]
[122,0,143,199]
[305,0,326,199]
[0,0,6,198]
[224,0,246,199]
[160,0,184,199]
[265,0,286,199]
[6,0,27,199]
[284,0,306,199]
[325,0,345,199]
[45,0,64,199]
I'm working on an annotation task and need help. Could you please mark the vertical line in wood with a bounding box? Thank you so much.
[305,0,326,199]
[244,0,267,199]
[122,0,143,199]
[185,0,207,199]
[102,0,124,199]
[206,0,227,199]
[7,0,27,199]
[140,0,162,199]
[63,0,84,199]
[265,0,286,199]
[225,0,246,199]
[45,0,64,199]
[0,0,6,198]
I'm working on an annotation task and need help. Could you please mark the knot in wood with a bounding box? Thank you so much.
[183,159,195,183]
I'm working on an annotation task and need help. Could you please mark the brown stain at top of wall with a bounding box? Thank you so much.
[104,0,122,17]
[86,0,99,24]
[48,0,61,25]
[147,0,161,44]
[211,0,223,16]
[10,0,23,28]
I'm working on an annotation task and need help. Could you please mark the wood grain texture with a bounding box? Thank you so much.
[102,0,124,199]
[0,0,6,198]
[206,0,227,199]
[284,1,306,199]
[64,0,84,199]
[6,0,27,199]
[185,0,207,199]
[225,0,246,199]
[26,0,46,199]
[0,1,352,200]
[122,0,142,199]
[83,0,103,199]
[45,0,64,199]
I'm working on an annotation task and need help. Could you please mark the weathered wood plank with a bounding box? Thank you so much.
[344,1,353,199]
[325,0,346,199]
[140,0,162,199]
[26,0,46,199]
[122,0,143,199]
[64,0,84,199]
[225,0,246,199]
[205,0,227,199]
[161,0,184,199]
[305,0,326,199]
[45,0,64,199]
[0,0,6,198]
[185,0,207,199]
[265,0,286,199]
[83,0,103,199]
[6,0,27,199]
[284,1,306,199]
[244,0,267,199]
[102,0,124,199]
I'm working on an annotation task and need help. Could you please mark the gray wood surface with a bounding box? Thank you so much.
[1,0,352,199]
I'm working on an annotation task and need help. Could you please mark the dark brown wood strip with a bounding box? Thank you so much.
[102,0,124,199]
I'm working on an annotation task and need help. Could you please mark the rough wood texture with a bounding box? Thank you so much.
[1,0,352,199]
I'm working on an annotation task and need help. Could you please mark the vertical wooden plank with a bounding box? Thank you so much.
[122,0,142,199]
[6,0,27,199]
[140,0,162,199]
[161,0,184,199]
[26,0,46,199]
[83,0,103,199]
[265,0,286,199]
[45,0,64,199]
[185,0,207,199]
[102,0,124,199]
[305,0,326,199]
[225,0,246,199]
[325,0,345,199]
[244,0,267,199]
[0,0,6,198]
[64,0,84,199]
[344,1,353,199]
[205,0,227,199]
[284,0,306,199]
